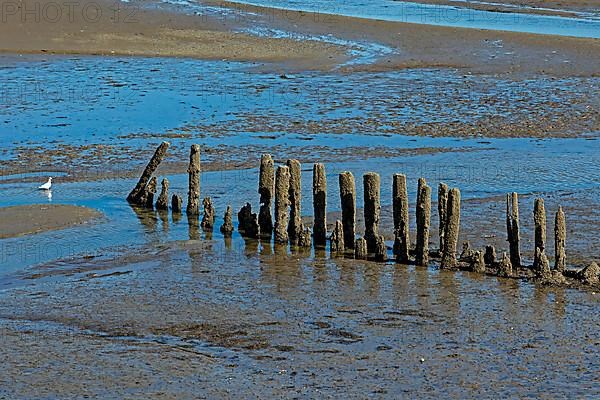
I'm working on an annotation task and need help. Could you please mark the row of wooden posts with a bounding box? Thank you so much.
[126,142,596,283]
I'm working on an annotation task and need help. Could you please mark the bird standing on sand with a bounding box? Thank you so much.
[38,177,52,190]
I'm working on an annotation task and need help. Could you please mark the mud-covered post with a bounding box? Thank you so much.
[258,154,275,238]
[498,252,513,277]
[393,173,410,263]
[330,220,345,254]
[274,165,290,243]
[375,235,387,261]
[484,245,496,266]
[140,177,157,209]
[186,144,201,215]
[363,172,381,253]
[554,206,566,273]
[220,205,234,237]
[171,194,183,214]
[441,188,460,269]
[287,159,302,245]
[438,183,449,254]
[201,197,215,231]
[355,237,368,260]
[127,141,170,204]
[533,198,547,273]
[339,171,356,250]
[155,178,169,210]
[472,250,485,273]
[415,178,431,266]
[238,203,259,238]
[313,163,327,246]
[506,192,521,269]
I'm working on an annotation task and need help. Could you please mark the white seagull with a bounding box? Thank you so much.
[38,177,52,190]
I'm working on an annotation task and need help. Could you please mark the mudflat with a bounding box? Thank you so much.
[0,204,102,239]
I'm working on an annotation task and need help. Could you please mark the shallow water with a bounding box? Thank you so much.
[176,0,600,38]
[0,55,599,279]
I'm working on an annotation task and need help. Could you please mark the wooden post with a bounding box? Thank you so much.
[258,154,274,238]
[220,205,234,236]
[393,174,410,263]
[363,172,381,253]
[438,183,449,254]
[274,165,290,244]
[155,178,169,210]
[554,206,566,273]
[201,197,215,231]
[355,237,368,260]
[506,192,521,268]
[330,220,345,254]
[287,159,302,245]
[339,171,356,250]
[441,188,460,269]
[313,163,327,246]
[127,141,169,204]
[533,198,547,273]
[415,178,431,266]
[186,144,201,215]
[238,203,259,238]
[140,177,157,209]
[172,194,183,213]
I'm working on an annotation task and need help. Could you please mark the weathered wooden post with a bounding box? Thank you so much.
[274,165,290,243]
[554,206,566,273]
[438,183,449,254]
[298,227,312,248]
[171,194,183,214]
[415,178,431,266]
[339,171,356,250]
[375,235,387,261]
[287,159,302,245]
[363,172,381,253]
[472,250,485,273]
[186,144,201,215]
[330,220,345,254]
[392,173,410,263]
[155,178,169,210]
[201,197,215,231]
[127,141,169,204]
[441,188,460,269]
[533,198,547,274]
[313,163,327,246]
[238,203,259,238]
[220,205,234,236]
[258,154,274,238]
[484,245,496,266]
[140,177,157,209]
[355,237,368,260]
[506,192,521,268]
[498,252,513,277]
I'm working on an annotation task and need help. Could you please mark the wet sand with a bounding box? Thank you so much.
[0,204,101,239]
[0,0,599,75]
[0,240,598,397]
